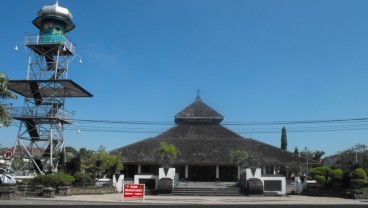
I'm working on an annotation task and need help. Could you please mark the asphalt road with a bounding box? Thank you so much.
[0,194,367,206]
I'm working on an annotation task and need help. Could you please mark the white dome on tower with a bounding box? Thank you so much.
[32,1,75,32]
[37,1,73,20]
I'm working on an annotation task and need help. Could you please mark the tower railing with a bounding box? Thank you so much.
[11,106,74,124]
[25,34,76,55]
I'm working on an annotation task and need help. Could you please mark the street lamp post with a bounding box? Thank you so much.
[305,147,308,177]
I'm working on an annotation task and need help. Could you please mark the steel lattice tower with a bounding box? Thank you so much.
[7,2,92,175]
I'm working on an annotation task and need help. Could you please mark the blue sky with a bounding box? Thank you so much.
[1,0,368,156]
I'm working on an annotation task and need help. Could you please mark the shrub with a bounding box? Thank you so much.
[349,168,367,180]
[330,169,344,181]
[350,179,368,188]
[73,172,94,185]
[314,175,326,184]
[31,173,74,188]
[17,178,32,185]
[310,166,331,178]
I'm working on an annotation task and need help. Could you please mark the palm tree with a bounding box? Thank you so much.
[154,141,178,168]
[0,72,16,127]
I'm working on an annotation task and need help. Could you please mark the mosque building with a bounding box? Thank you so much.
[111,95,314,181]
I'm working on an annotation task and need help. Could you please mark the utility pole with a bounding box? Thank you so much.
[305,147,308,177]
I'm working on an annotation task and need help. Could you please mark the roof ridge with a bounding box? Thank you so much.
[174,99,224,124]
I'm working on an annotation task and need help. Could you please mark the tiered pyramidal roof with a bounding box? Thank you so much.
[174,97,224,124]
[111,97,310,166]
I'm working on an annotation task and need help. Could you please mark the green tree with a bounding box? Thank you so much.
[79,147,97,175]
[281,127,287,150]
[95,145,123,178]
[300,149,312,157]
[96,145,107,154]
[288,161,302,177]
[353,144,368,168]
[0,72,16,127]
[330,169,344,181]
[349,168,367,180]
[73,172,94,186]
[154,141,178,168]
[294,147,299,155]
[349,168,368,188]
[299,149,325,162]
[314,175,326,184]
[74,146,123,178]
[331,144,368,172]
[310,166,331,178]
[65,155,81,175]
[231,149,249,168]
[65,146,79,158]
[31,173,74,188]
[312,150,325,162]
[310,166,331,185]
[309,166,344,186]
[58,146,77,172]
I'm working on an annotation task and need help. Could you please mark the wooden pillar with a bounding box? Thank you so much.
[185,165,188,178]
[237,165,241,180]
[138,164,141,173]
[216,165,219,179]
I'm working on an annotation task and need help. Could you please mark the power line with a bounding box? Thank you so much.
[8,117,368,134]
[223,117,368,126]
[76,119,172,125]
[63,117,368,134]
[75,117,368,126]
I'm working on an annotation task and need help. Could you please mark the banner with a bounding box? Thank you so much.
[123,184,145,199]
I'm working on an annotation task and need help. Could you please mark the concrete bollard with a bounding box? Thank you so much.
[57,186,71,196]
[43,187,56,198]
[34,185,44,196]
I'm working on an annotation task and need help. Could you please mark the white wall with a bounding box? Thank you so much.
[134,174,159,190]
[245,168,286,195]
[159,168,176,188]
[113,174,124,193]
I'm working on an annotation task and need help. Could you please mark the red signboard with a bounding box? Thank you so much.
[123,184,145,199]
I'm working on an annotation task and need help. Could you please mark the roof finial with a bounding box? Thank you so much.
[196,89,201,101]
